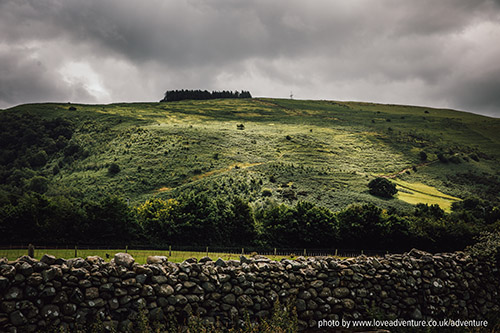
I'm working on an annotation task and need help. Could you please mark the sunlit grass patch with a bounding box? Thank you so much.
[394,179,460,212]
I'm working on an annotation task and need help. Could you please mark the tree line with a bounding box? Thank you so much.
[1,188,499,253]
[160,90,252,102]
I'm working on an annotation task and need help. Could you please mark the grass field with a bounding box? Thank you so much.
[393,179,461,212]
[0,248,343,264]
[3,98,500,212]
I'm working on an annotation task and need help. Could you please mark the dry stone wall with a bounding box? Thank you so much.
[1,249,499,331]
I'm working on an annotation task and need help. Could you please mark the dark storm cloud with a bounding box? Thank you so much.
[0,44,97,105]
[1,0,499,116]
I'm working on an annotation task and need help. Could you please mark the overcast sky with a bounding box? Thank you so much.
[1,0,500,117]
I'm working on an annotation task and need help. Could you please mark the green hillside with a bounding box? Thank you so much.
[1,98,499,251]
[3,98,499,209]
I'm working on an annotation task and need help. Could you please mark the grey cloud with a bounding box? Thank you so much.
[0,45,96,107]
[1,0,499,116]
[440,68,500,116]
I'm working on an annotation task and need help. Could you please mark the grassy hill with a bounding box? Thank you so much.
[2,98,499,213]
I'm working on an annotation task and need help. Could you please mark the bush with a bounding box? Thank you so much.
[108,163,120,174]
[437,153,448,163]
[368,177,397,198]
[449,155,461,164]
[52,164,60,175]
[466,232,500,264]
[419,151,427,161]
[28,150,48,168]
[28,176,48,193]
[64,142,81,157]
[262,188,272,197]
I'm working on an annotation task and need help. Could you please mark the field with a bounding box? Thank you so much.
[0,247,340,264]
[4,97,499,212]
[393,179,461,212]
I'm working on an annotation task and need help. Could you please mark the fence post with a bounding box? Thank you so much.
[28,244,35,258]
[74,245,77,258]
[303,248,306,256]
[125,245,128,254]
[169,245,172,257]
[335,249,338,257]
[206,246,208,257]
[274,248,277,256]
[241,248,244,255]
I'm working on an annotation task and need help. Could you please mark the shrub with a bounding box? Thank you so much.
[449,155,461,164]
[419,151,427,161]
[466,232,500,264]
[29,150,48,168]
[368,177,397,198]
[262,188,272,197]
[437,153,448,163]
[64,142,81,157]
[108,163,120,174]
[28,176,48,193]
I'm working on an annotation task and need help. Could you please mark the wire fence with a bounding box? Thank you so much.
[0,244,393,263]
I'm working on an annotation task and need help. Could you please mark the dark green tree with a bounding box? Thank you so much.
[258,203,296,247]
[368,177,397,198]
[337,204,387,248]
[84,196,138,244]
[293,201,338,247]
[225,197,256,246]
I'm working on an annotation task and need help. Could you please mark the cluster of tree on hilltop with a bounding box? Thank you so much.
[160,89,252,102]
